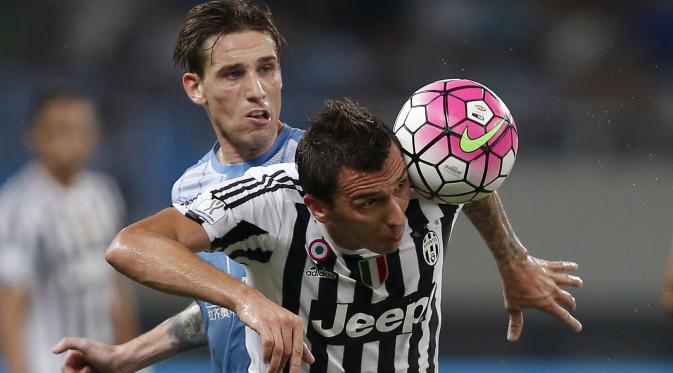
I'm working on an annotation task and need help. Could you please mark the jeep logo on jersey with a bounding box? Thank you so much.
[310,284,437,344]
[422,231,440,266]
[193,199,227,224]
[307,239,333,263]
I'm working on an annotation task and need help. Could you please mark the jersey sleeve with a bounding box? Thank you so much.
[174,163,302,264]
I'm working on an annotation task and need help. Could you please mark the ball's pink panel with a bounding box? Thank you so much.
[449,126,484,162]
[412,91,442,106]
[419,136,449,165]
[483,116,507,147]
[450,87,483,101]
[414,123,443,151]
[446,96,467,128]
[466,157,487,186]
[490,126,513,157]
[426,96,446,128]
[484,154,501,185]
[484,90,508,119]
[444,79,481,91]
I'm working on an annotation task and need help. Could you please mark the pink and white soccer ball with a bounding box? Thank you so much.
[393,78,519,203]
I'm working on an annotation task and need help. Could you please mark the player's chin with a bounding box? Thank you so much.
[374,240,402,254]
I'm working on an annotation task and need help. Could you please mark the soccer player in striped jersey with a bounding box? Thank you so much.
[0,89,142,373]
[106,99,583,373]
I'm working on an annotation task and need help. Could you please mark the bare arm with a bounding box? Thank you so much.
[462,191,583,341]
[53,302,207,373]
[111,276,142,343]
[105,207,313,373]
[0,287,30,373]
[104,208,241,309]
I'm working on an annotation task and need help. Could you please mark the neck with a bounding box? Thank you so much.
[215,122,282,164]
[42,163,77,186]
[324,223,359,252]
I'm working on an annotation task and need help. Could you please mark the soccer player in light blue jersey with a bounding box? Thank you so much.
[52,1,301,372]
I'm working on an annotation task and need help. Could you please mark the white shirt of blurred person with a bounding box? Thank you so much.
[0,90,141,373]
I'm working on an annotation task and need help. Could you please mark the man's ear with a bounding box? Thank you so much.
[183,72,206,105]
[304,194,329,223]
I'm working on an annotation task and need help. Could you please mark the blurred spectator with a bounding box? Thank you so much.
[0,88,141,373]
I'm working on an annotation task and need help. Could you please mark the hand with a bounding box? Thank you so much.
[236,287,315,373]
[52,338,124,373]
[498,255,583,342]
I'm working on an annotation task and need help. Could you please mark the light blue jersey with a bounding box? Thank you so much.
[195,252,249,373]
[172,123,304,206]
[171,123,304,373]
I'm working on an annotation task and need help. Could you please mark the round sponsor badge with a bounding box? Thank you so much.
[308,239,333,263]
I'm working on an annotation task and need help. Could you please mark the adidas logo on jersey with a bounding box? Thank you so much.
[305,266,337,280]
[310,284,437,343]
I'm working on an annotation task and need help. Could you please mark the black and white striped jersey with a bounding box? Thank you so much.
[175,162,462,373]
[0,162,124,373]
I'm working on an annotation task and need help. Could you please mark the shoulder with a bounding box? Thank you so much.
[81,170,125,205]
[0,164,43,210]
[172,146,218,205]
[244,162,298,180]
[285,124,305,140]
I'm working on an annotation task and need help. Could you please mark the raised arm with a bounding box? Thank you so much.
[0,287,30,373]
[104,207,313,373]
[53,302,207,373]
[461,191,583,341]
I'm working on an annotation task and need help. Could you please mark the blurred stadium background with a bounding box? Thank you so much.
[1,0,672,371]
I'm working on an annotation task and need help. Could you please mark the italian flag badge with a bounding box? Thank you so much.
[358,255,389,289]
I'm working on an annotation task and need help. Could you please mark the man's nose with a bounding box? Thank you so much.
[245,72,266,100]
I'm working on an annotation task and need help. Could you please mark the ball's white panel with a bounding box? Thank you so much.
[484,176,506,191]
[396,128,414,153]
[418,161,443,192]
[404,106,427,133]
[501,149,516,175]
[393,99,412,132]
[407,159,431,193]
[438,192,477,204]
[439,180,477,195]
[466,100,493,126]
[437,156,467,183]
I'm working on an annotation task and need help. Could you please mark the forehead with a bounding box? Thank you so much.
[204,30,277,67]
[337,146,406,198]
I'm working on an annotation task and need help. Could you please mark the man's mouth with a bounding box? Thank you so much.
[247,109,270,121]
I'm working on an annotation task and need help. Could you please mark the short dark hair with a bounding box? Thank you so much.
[31,86,97,127]
[173,0,284,76]
[296,99,401,205]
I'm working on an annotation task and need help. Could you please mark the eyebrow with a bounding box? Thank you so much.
[215,55,278,75]
[350,173,407,201]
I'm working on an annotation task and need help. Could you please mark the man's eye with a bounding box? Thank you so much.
[224,70,243,79]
